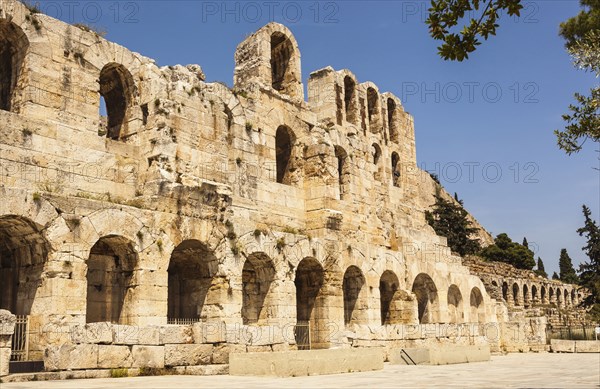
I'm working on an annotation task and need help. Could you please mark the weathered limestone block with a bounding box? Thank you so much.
[164,344,213,366]
[193,321,226,344]
[71,322,112,344]
[159,325,193,344]
[212,343,246,364]
[575,340,600,353]
[131,345,165,368]
[44,344,98,371]
[97,345,133,368]
[0,347,11,377]
[550,339,575,353]
[182,364,229,375]
[230,348,384,377]
[113,325,160,345]
[0,310,16,337]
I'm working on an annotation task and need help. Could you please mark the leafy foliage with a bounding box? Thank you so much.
[426,0,523,61]
[535,257,548,278]
[552,271,560,280]
[425,194,482,256]
[576,205,600,314]
[479,233,536,270]
[556,1,600,154]
[558,248,580,284]
[559,0,600,50]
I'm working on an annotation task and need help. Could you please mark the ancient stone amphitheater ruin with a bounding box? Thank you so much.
[0,0,587,378]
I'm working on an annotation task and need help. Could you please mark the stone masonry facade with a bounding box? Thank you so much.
[0,0,584,376]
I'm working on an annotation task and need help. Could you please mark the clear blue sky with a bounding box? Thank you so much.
[39,0,599,276]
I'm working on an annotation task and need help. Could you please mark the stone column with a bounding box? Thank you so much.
[0,310,16,377]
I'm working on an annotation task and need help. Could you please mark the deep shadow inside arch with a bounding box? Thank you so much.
[0,20,29,112]
[168,239,217,321]
[86,235,137,324]
[99,63,134,140]
[0,216,48,315]
[242,253,275,325]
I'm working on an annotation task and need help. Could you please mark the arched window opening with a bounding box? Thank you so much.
[512,283,520,306]
[571,289,576,305]
[372,143,381,165]
[242,253,275,325]
[344,76,357,124]
[564,289,569,305]
[87,235,137,324]
[168,240,217,322]
[541,286,547,304]
[343,266,366,326]
[367,87,379,129]
[271,32,294,95]
[469,287,485,323]
[99,63,134,140]
[447,285,463,324]
[549,288,555,304]
[523,284,530,307]
[391,152,400,187]
[334,146,349,199]
[380,271,401,325]
[0,216,48,315]
[502,282,508,301]
[531,285,538,304]
[0,20,29,112]
[412,273,439,324]
[275,126,294,184]
[295,258,324,350]
[387,98,398,141]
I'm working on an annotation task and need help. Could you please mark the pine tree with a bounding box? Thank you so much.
[559,248,580,284]
[536,257,548,278]
[425,194,481,257]
[522,237,529,248]
[577,205,600,313]
[479,233,536,270]
[552,272,560,280]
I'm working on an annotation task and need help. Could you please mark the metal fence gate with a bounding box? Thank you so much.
[11,315,29,361]
[294,321,311,350]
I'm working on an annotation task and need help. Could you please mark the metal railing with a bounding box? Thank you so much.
[294,321,311,350]
[11,315,29,361]
[166,317,201,325]
[546,325,600,342]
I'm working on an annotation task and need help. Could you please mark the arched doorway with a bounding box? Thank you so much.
[167,240,217,322]
[86,235,138,324]
[0,216,48,315]
[242,253,275,325]
[295,258,324,349]
[412,273,439,324]
[447,285,464,324]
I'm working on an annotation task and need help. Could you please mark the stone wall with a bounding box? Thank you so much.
[0,310,15,377]
[0,0,585,376]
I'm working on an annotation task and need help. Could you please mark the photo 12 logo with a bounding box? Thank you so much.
[7,1,140,24]
[199,1,340,24]
[401,82,540,104]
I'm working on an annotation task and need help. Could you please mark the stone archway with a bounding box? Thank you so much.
[86,235,138,324]
[242,253,276,325]
[167,239,218,322]
[0,216,48,315]
[295,257,324,349]
[469,287,485,323]
[447,284,464,324]
[412,273,439,324]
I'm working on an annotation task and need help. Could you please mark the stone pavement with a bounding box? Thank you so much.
[3,353,599,388]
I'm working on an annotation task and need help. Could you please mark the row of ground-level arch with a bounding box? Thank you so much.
[0,215,487,331]
[491,279,581,308]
